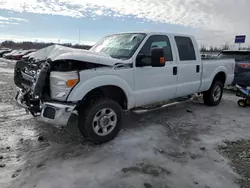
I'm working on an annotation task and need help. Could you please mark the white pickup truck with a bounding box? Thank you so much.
[14,32,235,144]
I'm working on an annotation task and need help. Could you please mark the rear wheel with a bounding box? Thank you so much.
[203,81,223,106]
[78,98,122,144]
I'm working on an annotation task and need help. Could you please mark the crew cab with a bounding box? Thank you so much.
[14,32,235,144]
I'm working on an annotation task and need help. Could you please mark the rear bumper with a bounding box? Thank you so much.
[15,89,76,127]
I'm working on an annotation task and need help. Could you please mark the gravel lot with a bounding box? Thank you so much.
[0,58,250,188]
[219,140,250,188]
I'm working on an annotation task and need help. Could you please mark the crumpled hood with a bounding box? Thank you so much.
[53,50,122,66]
[28,44,122,66]
[28,44,105,61]
[27,45,80,61]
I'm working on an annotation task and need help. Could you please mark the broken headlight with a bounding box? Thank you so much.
[50,71,79,101]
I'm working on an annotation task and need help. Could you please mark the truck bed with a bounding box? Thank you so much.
[199,58,235,92]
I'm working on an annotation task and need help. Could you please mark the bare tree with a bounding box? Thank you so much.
[221,43,229,50]
[200,44,207,52]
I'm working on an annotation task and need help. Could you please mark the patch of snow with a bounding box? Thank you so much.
[0,109,27,118]
[0,67,14,74]
[0,104,13,110]
[16,114,33,121]
[0,58,16,64]
[0,92,249,188]
[0,62,7,66]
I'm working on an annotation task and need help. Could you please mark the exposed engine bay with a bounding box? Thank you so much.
[14,59,107,116]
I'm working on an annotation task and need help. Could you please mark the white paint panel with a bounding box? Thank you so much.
[134,62,178,107]
[173,36,202,97]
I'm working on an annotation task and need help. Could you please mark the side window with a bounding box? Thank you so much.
[175,36,196,61]
[138,35,173,62]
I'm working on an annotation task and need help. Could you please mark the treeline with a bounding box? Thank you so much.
[0,40,92,50]
[1,40,249,53]
[200,44,250,52]
[200,44,230,52]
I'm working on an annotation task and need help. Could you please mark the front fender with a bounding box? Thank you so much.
[67,75,135,109]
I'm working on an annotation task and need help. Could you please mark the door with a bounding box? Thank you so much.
[174,36,202,97]
[134,34,178,107]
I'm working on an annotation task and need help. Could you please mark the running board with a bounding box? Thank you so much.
[132,96,192,114]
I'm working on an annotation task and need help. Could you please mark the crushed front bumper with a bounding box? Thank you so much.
[15,89,76,127]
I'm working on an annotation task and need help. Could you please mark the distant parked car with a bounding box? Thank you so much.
[217,50,250,87]
[8,50,24,59]
[11,49,36,60]
[0,49,12,57]
[201,54,214,59]
[22,51,36,61]
[3,50,21,59]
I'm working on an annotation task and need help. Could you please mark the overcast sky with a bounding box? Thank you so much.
[0,0,249,47]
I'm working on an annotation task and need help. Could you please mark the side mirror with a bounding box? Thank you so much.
[150,48,165,67]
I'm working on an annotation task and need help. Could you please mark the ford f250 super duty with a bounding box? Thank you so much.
[14,32,235,144]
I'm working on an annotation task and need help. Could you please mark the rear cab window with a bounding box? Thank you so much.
[174,36,196,61]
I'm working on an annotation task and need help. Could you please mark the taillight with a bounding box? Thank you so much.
[238,63,250,68]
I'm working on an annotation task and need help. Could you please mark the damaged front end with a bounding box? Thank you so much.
[14,59,51,115]
[14,59,88,126]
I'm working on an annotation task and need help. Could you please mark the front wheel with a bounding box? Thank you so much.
[78,98,122,144]
[203,81,223,106]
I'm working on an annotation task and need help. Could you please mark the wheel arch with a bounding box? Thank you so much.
[207,67,227,91]
[78,85,128,110]
[67,75,135,110]
[212,71,226,85]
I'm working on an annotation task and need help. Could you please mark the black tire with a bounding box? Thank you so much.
[78,98,122,144]
[203,81,224,106]
[237,99,247,107]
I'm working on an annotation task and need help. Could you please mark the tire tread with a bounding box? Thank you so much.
[78,98,122,144]
[203,81,223,106]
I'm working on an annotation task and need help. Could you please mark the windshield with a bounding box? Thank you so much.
[90,33,146,59]
[217,51,250,61]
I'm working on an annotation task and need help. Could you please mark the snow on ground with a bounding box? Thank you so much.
[0,58,16,64]
[0,62,7,67]
[0,67,14,74]
[0,58,15,74]
[0,58,249,188]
